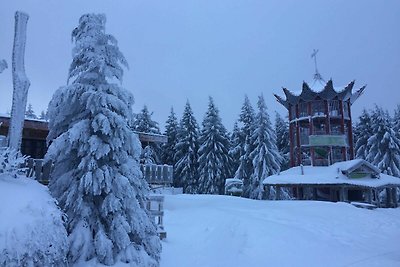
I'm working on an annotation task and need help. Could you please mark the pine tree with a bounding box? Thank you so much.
[275,112,290,171]
[354,109,373,160]
[234,95,255,197]
[132,105,162,164]
[248,95,282,199]
[162,107,179,166]
[45,14,160,266]
[197,97,232,194]
[228,122,241,175]
[132,105,160,134]
[25,103,37,119]
[39,110,48,121]
[174,101,200,193]
[393,105,400,134]
[366,105,400,177]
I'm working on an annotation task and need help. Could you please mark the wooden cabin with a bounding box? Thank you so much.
[263,159,400,208]
[0,115,167,159]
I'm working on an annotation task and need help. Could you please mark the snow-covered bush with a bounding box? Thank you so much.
[46,13,161,266]
[0,148,27,177]
[0,158,68,266]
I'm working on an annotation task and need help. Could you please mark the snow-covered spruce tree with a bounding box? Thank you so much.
[197,97,232,194]
[366,105,400,177]
[162,107,179,166]
[132,105,162,164]
[39,110,48,121]
[228,122,241,175]
[248,95,282,199]
[275,112,290,171]
[174,101,200,192]
[45,14,161,266]
[233,95,256,197]
[393,105,400,134]
[25,103,37,119]
[354,109,373,160]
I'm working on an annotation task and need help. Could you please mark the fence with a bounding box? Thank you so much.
[25,159,173,186]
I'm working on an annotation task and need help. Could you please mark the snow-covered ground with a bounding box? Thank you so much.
[161,194,400,267]
[1,180,399,267]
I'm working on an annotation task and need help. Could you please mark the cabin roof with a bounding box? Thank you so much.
[0,115,168,143]
[263,159,400,188]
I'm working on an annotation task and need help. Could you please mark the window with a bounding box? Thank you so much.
[312,100,325,116]
[329,100,341,117]
[299,102,308,117]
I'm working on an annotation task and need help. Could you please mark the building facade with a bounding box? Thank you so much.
[274,80,365,167]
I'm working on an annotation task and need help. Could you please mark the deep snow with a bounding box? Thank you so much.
[1,183,399,267]
[161,194,400,267]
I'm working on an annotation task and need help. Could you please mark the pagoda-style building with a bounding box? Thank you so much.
[274,79,365,167]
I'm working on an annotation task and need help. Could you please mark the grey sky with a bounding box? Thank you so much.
[1,0,399,131]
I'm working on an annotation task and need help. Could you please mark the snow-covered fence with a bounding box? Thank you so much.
[25,158,52,185]
[25,160,173,186]
[147,195,166,239]
[141,164,173,185]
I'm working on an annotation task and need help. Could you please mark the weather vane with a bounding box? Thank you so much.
[311,49,325,83]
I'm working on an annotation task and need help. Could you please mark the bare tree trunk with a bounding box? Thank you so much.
[7,11,30,151]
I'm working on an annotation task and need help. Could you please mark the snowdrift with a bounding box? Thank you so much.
[0,174,67,266]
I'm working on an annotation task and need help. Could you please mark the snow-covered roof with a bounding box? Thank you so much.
[274,79,366,109]
[263,159,400,188]
[225,178,243,186]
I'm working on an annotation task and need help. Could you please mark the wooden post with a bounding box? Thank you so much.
[375,189,381,208]
[391,188,398,208]
[339,187,345,202]
[313,187,318,200]
[347,101,355,159]
[365,189,373,204]
[275,186,281,200]
[385,188,392,208]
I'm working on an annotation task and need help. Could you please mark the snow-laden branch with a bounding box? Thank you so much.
[0,60,7,74]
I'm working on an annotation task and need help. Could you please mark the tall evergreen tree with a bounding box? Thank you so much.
[366,105,400,177]
[25,103,37,119]
[393,105,400,134]
[275,112,290,171]
[45,14,160,266]
[132,105,160,134]
[131,105,162,164]
[234,95,255,197]
[197,97,232,194]
[248,95,282,199]
[354,109,373,160]
[39,110,48,121]
[228,122,241,175]
[162,107,179,166]
[174,101,200,192]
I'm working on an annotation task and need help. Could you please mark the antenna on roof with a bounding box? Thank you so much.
[311,49,325,84]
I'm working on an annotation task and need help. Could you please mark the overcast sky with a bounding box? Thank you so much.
[1,0,399,131]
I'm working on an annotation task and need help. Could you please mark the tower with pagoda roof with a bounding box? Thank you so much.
[274,51,366,167]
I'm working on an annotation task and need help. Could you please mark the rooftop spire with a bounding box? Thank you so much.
[311,49,325,84]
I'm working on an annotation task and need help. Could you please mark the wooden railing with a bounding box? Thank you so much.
[25,159,173,186]
[140,164,173,186]
[25,159,170,239]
